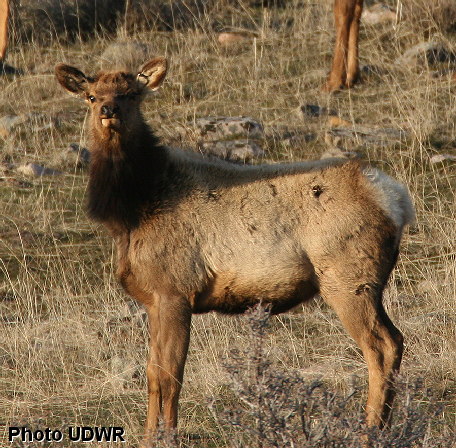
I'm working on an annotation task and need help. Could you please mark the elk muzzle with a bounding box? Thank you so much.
[100,103,121,130]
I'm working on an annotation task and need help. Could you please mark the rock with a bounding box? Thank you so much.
[100,41,154,71]
[263,126,316,149]
[326,125,408,146]
[0,114,29,137]
[62,143,91,167]
[176,117,265,162]
[120,300,148,328]
[218,32,248,46]
[360,64,388,76]
[322,134,361,159]
[300,104,352,128]
[110,356,140,389]
[195,116,264,141]
[0,113,58,137]
[328,116,352,127]
[416,280,439,295]
[320,145,361,160]
[362,3,397,25]
[431,69,456,80]
[300,104,337,118]
[1,161,60,177]
[395,41,456,68]
[15,163,61,177]
[14,179,33,188]
[281,132,317,149]
[429,154,456,164]
[0,61,24,76]
[200,139,264,162]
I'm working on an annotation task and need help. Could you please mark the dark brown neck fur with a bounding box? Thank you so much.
[87,120,168,230]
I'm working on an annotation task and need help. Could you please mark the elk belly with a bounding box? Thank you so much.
[193,263,319,315]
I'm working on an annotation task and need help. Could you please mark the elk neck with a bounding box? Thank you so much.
[87,119,168,231]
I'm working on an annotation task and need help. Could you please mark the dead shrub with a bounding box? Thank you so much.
[207,305,455,448]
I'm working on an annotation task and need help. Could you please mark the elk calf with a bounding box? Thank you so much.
[55,58,414,439]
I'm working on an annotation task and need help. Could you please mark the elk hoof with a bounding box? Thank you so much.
[321,81,344,93]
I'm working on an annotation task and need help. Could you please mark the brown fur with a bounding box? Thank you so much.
[55,58,414,440]
[323,0,364,92]
[0,0,8,61]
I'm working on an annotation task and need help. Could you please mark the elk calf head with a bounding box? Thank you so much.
[55,58,168,139]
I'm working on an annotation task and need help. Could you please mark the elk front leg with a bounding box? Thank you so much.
[321,281,403,427]
[143,296,192,438]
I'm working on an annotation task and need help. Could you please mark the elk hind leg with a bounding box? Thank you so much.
[322,283,403,427]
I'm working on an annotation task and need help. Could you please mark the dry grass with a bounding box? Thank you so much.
[1,0,456,446]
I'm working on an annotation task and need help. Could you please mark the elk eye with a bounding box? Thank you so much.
[88,95,96,103]
[130,93,137,100]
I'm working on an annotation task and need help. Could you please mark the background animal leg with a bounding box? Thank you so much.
[346,0,364,87]
[323,0,358,91]
[0,0,9,61]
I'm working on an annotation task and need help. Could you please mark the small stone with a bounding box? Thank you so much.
[300,104,337,118]
[110,356,139,389]
[195,116,264,141]
[328,116,352,127]
[416,280,439,295]
[0,61,24,76]
[15,163,61,177]
[63,143,91,167]
[0,114,29,137]
[120,300,148,327]
[320,146,360,160]
[281,133,316,149]
[0,163,11,174]
[362,3,397,25]
[360,64,387,76]
[218,32,248,46]
[395,41,456,68]
[429,154,456,164]
[200,139,264,162]
[326,125,408,146]
[431,69,456,79]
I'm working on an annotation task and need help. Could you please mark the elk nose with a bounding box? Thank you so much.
[101,104,120,118]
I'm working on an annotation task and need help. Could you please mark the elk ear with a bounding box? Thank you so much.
[137,57,168,91]
[55,63,89,96]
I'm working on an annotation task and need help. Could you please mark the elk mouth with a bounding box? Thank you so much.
[101,118,122,130]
